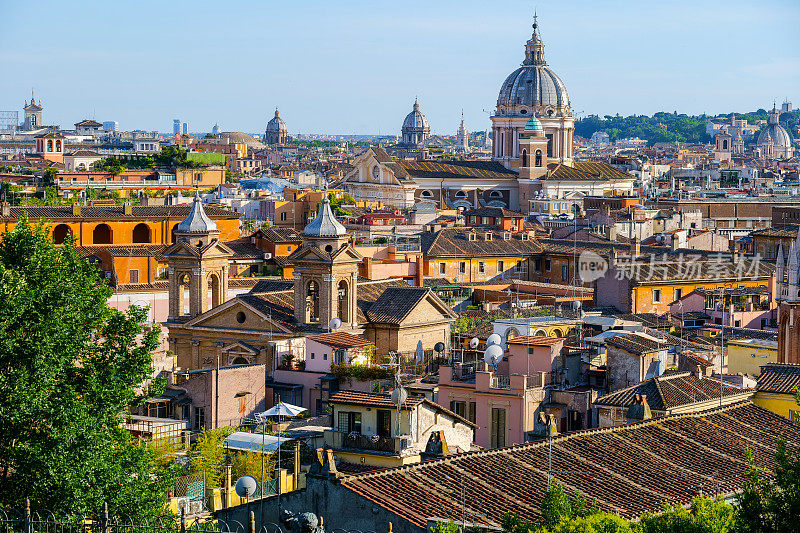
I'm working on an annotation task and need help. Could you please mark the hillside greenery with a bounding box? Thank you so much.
[575,108,799,146]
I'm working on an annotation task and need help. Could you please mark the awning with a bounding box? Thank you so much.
[224,432,292,454]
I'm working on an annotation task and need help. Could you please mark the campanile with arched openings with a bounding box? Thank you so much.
[163,193,234,321]
[290,192,362,329]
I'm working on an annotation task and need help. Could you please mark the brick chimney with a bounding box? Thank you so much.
[415,255,424,287]
[363,256,374,280]
[626,393,652,423]
[630,237,641,257]
[123,202,133,215]
[72,203,81,216]
[0,201,10,218]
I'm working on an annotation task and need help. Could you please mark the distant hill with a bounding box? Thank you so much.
[575,108,799,146]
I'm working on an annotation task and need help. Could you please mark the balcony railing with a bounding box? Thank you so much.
[491,375,511,389]
[324,429,407,454]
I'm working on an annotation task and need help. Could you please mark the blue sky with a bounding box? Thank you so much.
[1,0,798,135]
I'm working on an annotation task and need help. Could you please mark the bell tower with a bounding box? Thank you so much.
[517,116,549,211]
[291,191,362,329]
[776,234,800,363]
[164,193,234,321]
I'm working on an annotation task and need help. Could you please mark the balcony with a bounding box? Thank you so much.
[324,429,409,455]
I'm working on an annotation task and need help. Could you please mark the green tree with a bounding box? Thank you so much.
[43,166,59,185]
[190,426,240,486]
[0,219,175,517]
[639,497,735,533]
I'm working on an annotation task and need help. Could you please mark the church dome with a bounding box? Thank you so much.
[402,99,430,131]
[176,193,218,233]
[758,124,792,148]
[304,195,347,237]
[266,109,287,133]
[525,116,544,133]
[496,18,570,114]
[219,131,265,149]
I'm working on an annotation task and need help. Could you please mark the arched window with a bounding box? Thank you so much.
[132,223,151,243]
[420,190,433,198]
[534,329,547,337]
[723,139,728,150]
[337,280,349,322]
[489,190,502,199]
[455,190,467,199]
[47,140,53,152]
[209,273,222,308]
[52,224,71,244]
[550,328,563,338]
[232,357,249,365]
[179,273,191,315]
[92,223,112,244]
[535,150,543,167]
[521,149,528,167]
[55,140,61,152]
[171,223,180,243]
[505,328,519,344]
[306,281,320,322]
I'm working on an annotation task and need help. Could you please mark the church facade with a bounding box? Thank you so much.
[164,192,457,377]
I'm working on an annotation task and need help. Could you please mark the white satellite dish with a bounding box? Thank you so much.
[483,344,504,366]
[329,317,342,330]
[235,475,258,498]
[572,301,582,310]
[486,333,502,347]
[391,387,408,405]
[469,337,480,349]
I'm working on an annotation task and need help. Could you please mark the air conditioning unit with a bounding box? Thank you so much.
[189,500,204,515]
[175,498,190,515]
[263,252,272,260]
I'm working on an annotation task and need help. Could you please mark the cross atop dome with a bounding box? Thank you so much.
[524,12,546,66]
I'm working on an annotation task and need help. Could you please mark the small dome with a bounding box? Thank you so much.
[266,109,287,133]
[525,116,544,132]
[219,131,265,149]
[176,193,218,233]
[304,195,347,237]
[402,99,430,131]
[758,124,792,148]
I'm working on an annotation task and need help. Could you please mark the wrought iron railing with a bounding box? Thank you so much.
[341,432,397,453]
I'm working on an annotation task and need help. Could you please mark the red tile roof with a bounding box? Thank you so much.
[341,402,800,527]
[757,363,800,394]
[307,331,373,349]
[507,336,563,346]
[328,390,424,410]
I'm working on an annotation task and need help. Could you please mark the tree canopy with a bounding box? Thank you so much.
[0,220,174,517]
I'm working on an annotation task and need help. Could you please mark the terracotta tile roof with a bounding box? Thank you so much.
[541,161,635,182]
[506,336,563,346]
[257,227,303,242]
[248,279,295,293]
[365,287,430,324]
[397,160,517,181]
[595,372,748,411]
[341,402,800,527]
[611,258,773,283]
[238,278,409,332]
[224,238,267,260]
[750,225,799,238]
[606,333,667,355]
[307,331,373,349]
[463,207,526,219]
[76,244,167,258]
[328,390,424,410]
[757,363,800,394]
[422,228,542,258]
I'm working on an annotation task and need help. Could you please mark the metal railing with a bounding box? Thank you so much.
[490,375,510,389]
[0,501,381,533]
[341,432,397,454]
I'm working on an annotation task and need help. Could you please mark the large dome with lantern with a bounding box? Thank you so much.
[496,17,571,117]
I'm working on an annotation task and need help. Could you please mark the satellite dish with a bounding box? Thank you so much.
[572,301,582,310]
[329,317,342,330]
[486,333,502,347]
[391,387,408,405]
[469,337,480,349]
[434,342,445,353]
[235,475,258,498]
[483,344,504,366]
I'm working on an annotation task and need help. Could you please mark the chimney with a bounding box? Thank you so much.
[626,393,652,423]
[694,364,703,380]
[72,203,81,216]
[415,255,424,287]
[0,201,9,218]
[630,237,641,257]
[362,257,373,280]
[123,202,133,215]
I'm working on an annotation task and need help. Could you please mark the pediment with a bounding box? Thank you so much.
[331,245,364,261]
[183,297,293,334]
[163,240,234,259]
[222,341,259,355]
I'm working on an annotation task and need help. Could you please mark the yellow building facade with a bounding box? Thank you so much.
[726,338,778,377]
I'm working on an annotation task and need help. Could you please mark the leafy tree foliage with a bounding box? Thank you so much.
[0,220,175,517]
